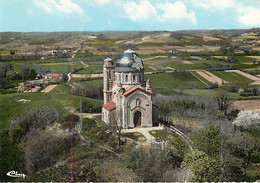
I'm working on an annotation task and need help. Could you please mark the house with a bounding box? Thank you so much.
[43,73,61,80]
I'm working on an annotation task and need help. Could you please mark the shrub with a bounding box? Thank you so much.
[73,85,103,100]
[23,130,71,173]
[9,106,60,143]
[208,82,219,89]
[228,84,239,92]
[81,102,102,113]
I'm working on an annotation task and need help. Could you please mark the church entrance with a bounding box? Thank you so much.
[134,111,142,127]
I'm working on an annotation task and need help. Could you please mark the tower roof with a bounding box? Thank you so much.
[104,57,113,67]
[115,49,144,72]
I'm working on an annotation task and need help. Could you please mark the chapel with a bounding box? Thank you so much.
[102,49,154,129]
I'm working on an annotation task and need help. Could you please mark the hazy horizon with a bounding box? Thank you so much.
[1,0,260,32]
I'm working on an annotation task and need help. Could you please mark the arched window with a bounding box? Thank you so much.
[119,74,121,82]
[125,75,128,82]
[133,74,136,82]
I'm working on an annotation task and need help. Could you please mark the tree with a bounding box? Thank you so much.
[232,110,260,127]
[0,131,23,181]
[228,132,256,176]
[122,144,170,181]
[109,109,123,147]
[23,129,70,173]
[6,70,16,80]
[10,50,16,55]
[18,66,30,80]
[0,63,13,78]
[216,90,230,117]
[182,150,223,182]
[9,106,60,143]
[191,125,221,157]
[29,69,37,80]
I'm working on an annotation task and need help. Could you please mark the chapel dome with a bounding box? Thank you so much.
[115,49,144,72]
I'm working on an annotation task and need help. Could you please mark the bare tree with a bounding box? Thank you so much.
[23,130,70,173]
[216,90,230,117]
[109,109,123,147]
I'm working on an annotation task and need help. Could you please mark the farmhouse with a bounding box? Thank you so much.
[102,49,155,129]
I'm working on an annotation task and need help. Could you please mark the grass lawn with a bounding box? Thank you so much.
[145,72,207,89]
[73,78,103,86]
[0,84,102,133]
[39,63,82,73]
[75,65,103,74]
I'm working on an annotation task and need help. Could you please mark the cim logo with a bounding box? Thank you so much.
[6,170,26,178]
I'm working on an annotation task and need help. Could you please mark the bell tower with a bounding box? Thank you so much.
[103,57,114,104]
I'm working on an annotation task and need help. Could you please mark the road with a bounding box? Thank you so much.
[41,84,57,93]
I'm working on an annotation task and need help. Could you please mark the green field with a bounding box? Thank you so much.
[182,88,240,98]
[0,84,102,133]
[39,63,83,73]
[190,72,211,86]
[245,70,260,76]
[145,72,207,89]
[235,56,256,63]
[211,71,253,84]
[73,78,103,86]
[75,65,103,74]
[1,59,70,64]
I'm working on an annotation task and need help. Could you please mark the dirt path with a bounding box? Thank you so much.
[41,84,58,93]
[122,127,164,145]
[196,71,228,85]
[74,113,100,119]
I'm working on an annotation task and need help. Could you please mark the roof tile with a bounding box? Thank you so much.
[123,86,138,96]
[102,101,116,111]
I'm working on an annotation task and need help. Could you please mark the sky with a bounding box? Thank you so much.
[0,0,260,32]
